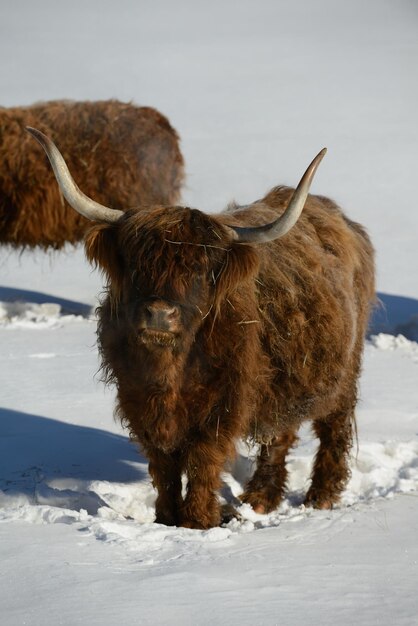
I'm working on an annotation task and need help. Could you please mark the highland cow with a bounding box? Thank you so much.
[1,100,183,249]
[28,127,375,529]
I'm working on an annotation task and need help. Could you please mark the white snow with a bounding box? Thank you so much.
[1,1,418,625]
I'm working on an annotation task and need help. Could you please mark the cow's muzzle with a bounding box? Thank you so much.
[141,301,180,332]
[136,300,181,347]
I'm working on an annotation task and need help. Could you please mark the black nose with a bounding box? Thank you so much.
[143,302,179,331]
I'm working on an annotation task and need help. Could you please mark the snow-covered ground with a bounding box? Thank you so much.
[1,1,417,625]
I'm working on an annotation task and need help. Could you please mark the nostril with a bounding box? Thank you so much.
[166,307,179,320]
[142,303,179,328]
[145,306,154,320]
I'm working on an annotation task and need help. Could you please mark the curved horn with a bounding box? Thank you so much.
[26,127,124,224]
[228,148,327,243]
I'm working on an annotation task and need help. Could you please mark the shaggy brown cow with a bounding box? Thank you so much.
[1,100,183,249]
[27,127,375,529]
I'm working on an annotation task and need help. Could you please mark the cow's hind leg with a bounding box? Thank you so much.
[304,410,354,509]
[148,449,183,526]
[241,430,298,514]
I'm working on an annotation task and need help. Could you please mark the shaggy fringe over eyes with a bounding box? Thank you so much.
[85,210,261,329]
[83,210,262,316]
[84,224,124,300]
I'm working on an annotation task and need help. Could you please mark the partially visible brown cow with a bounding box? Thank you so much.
[28,127,375,529]
[0,100,183,249]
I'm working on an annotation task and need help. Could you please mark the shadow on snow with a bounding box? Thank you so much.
[0,407,148,515]
[369,292,418,341]
[0,285,92,317]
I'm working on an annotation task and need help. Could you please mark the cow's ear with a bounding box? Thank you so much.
[84,224,124,295]
[214,243,260,303]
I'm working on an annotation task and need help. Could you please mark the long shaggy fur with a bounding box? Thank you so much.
[0,99,184,249]
[83,181,375,529]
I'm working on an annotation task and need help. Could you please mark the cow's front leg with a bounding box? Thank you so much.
[148,449,183,526]
[180,441,231,529]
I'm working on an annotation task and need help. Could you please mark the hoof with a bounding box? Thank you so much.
[304,490,337,510]
[252,503,266,514]
[221,503,242,524]
[240,492,279,515]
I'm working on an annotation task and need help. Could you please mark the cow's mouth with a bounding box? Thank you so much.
[138,329,177,348]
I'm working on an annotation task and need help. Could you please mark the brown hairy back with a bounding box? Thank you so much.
[0,100,184,249]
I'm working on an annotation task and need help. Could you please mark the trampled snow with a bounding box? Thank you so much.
[1,1,418,625]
